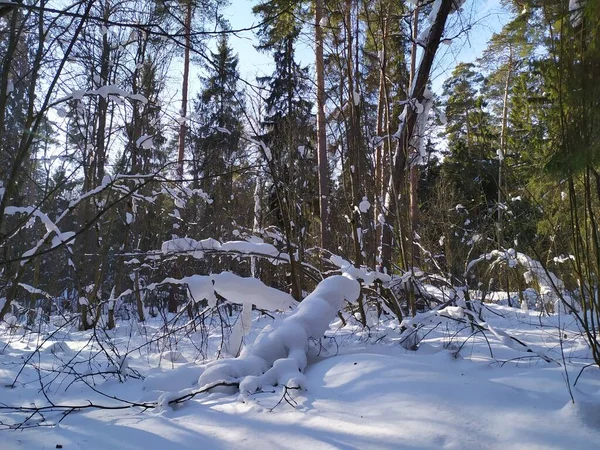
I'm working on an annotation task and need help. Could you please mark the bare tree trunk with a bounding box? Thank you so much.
[408,4,420,268]
[344,0,362,266]
[169,0,192,314]
[342,0,367,326]
[374,12,391,268]
[134,271,146,322]
[315,0,330,251]
[497,46,513,249]
[465,107,472,155]
[380,0,453,273]
[95,1,111,185]
[177,0,192,178]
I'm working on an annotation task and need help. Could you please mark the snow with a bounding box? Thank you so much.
[417,0,443,46]
[228,304,253,356]
[146,272,296,313]
[330,255,391,285]
[222,241,286,259]
[2,300,599,449]
[198,276,360,396]
[553,254,575,263]
[18,283,51,298]
[65,85,148,105]
[358,196,371,213]
[211,272,296,311]
[161,237,290,263]
[3,207,79,265]
[412,88,434,161]
[135,134,153,149]
[569,0,584,27]
[465,249,574,310]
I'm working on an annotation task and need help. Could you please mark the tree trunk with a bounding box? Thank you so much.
[177,0,192,178]
[343,0,366,326]
[408,4,420,268]
[134,271,146,322]
[315,0,330,251]
[95,1,111,186]
[497,46,513,249]
[374,13,391,268]
[380,0,454,273]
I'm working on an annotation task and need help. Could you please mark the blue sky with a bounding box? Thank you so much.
[221,0,511,94]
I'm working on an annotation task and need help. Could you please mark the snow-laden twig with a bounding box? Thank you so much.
[398,296,555,363]
[465,249,578,312]
[160,237,323,282]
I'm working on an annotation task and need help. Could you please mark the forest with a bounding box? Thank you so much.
[1,0,600,448]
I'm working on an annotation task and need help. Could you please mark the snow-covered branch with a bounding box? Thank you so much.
[197,275,360,396]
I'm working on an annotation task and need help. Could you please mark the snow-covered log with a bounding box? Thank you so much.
[197,275,360,396]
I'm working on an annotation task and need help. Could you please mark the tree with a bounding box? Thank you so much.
[315,0,330,251]
[190,34,246,237]
[0,0,96,322]
[253,0,315,300]
[435,62,497,277]
[479,15,534,247]
[380,0,456,274]
[360,0,410,268]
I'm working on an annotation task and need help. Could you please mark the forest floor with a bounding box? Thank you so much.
[1,301,600,449]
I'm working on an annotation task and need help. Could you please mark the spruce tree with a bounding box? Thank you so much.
[190,34,247,237]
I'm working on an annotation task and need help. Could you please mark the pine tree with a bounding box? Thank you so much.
[438,62,497,276]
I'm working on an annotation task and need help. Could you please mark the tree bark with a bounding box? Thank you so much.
[497,46,513,249]
[374,14,390,268]
[95,0,111,185]
[315,0,330,251]
[380,0,454,273]
[408,4,420,268]
[177,0,192,178]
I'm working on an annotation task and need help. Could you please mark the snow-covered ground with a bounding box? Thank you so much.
[1,302,599,449]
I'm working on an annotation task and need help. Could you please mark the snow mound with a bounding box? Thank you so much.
[560,396,600,431]
[160,351,187,364]
[143,365,205,393]
[43,341,70,354]
[198,276,360,395]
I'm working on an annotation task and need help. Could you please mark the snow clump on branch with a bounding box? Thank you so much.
[197,275,360,397]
